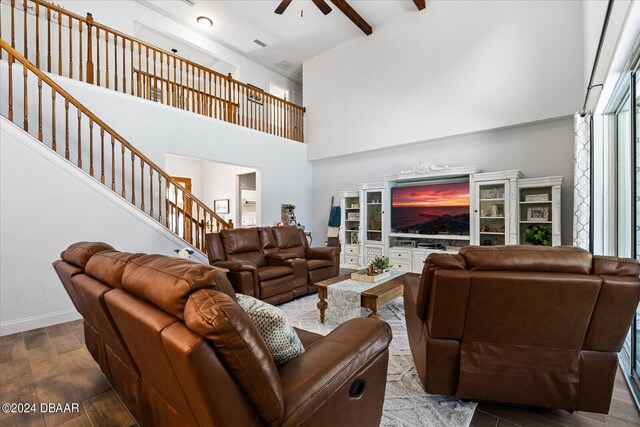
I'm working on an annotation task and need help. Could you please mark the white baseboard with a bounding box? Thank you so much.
[0,309,82,336]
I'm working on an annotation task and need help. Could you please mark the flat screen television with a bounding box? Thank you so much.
[391,180,470,236]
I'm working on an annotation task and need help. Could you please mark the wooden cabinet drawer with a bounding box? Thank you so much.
[345,245,360,255]
[389,249,411,260]
[345,256,359,266]
[391,262,412,272]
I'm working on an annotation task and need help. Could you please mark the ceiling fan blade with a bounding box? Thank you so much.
[274,0,292,15]
[312,0,332,15]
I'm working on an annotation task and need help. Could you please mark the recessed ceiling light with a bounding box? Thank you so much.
[197,16,213,29]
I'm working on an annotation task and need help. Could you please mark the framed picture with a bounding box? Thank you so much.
[527,206,549,221]
[247,84,264,105]
[214,199,229,214]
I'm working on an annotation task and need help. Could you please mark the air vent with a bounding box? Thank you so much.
[274,59,296,72]
[253,39,267,48]
[180,0,196,7]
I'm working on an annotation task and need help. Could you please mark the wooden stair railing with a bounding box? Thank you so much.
[0,38,232,252]
[0,0,305,142]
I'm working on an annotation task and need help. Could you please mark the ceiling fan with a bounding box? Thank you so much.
[275,0,332,15]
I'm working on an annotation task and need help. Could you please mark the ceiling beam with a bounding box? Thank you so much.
[329,0,372,36]
[413,0,426,11]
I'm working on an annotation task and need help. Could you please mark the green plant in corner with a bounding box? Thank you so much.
[371,256,391,273]
[524,224,550,246]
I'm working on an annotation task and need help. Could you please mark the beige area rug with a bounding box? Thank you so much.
[279,295,477,427]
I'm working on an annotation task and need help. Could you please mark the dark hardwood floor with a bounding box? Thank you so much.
[469,368,640,426]
[1,320,639,426]
[0,320,135,426]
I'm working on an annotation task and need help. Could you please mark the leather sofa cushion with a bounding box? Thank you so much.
[185,289,284,425]
[272,226,306,258]
[258,227,280,256]
[593,256,640,276]
[85,251,143,289]
[62,242,115,269]
[307,259,333,271]
[257,266,293,281]
[221,228,261,254]
[459,245,592,274]
[121,255,236,320]
[261,275,295,299]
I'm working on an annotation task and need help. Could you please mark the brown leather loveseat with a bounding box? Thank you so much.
[403,245,640,414]
[205,226,340,304]
[53,242,391,426]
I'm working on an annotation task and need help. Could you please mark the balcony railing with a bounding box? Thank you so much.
[0,0,305,142]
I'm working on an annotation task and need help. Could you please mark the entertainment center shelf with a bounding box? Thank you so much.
[387,232,470,241]
[338,163,563,272]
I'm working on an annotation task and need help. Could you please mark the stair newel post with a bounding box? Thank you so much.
[228,219,234,230]
[86,13,94,84]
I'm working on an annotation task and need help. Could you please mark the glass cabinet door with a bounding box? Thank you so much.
[344,195,361,245]
[365,191,383,242]
[477,182,507,246]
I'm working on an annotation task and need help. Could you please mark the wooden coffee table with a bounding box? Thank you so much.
[316,273,407,323]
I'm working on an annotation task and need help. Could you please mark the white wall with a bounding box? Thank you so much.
[311,117,575,245]
[0,117,209,335]
[48,73,313,231]
[53,0,302,98]
[582,1,609,90]
[165,154,257,226]
[581,1,635,113]
[303,0,584,160]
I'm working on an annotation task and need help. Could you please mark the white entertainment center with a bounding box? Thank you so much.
[339,163,563,273]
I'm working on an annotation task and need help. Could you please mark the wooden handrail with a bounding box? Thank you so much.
[2,0,305,141]
[133,68,239,108]
[0,38,232,251]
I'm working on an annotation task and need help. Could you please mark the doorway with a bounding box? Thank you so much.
[170,176,193,240]
[238,172,257,228]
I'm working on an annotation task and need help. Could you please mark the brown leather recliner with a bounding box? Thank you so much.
[403,245,640,414]
[205,226,340,304]
[53,242,392,427]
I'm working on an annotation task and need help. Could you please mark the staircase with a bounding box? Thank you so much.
[0,38,231,253]
[0,0,305,142]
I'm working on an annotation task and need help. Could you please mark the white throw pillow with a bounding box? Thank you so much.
[236,294,305,366]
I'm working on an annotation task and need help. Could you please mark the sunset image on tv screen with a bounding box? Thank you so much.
[391,182,470,235]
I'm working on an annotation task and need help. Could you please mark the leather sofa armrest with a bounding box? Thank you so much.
[305,247,340,261]
[213,260,257,272]
[213,261,259,297]
[278,318,391,425]
[267,252,300,261]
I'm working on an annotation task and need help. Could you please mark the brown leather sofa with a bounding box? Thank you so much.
[205,226,340,304]
[53,242,391,427]
[403,245,640,414]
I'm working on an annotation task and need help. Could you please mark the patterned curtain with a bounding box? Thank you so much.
[573,112,591,250]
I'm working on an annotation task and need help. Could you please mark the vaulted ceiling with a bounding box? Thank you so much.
[137,0,422,82]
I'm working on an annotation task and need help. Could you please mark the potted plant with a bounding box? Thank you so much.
[369,256,391,275]
[524,224,550,246]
